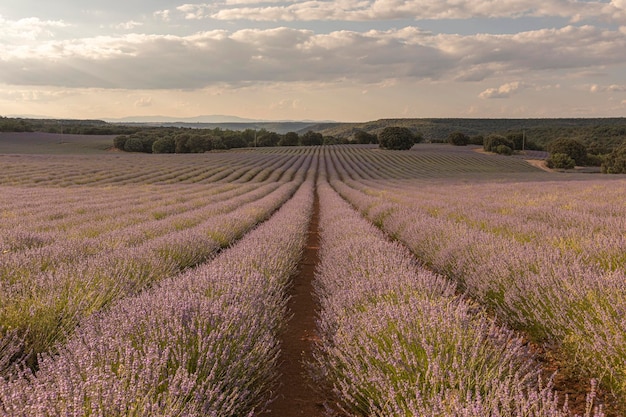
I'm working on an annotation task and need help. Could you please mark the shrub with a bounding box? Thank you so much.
[279,132,300,146]
[448,131,470,146]
[123,137,145,152]
[469,135,484,146]
[483,135,514,153]
[301,131,323,146]
[113,135,128,150]
[152,137,176,153]
[378,127,421,150]
[547,138,587,165]
[354,130,378,144]
[546,153,575,169]
[494,145,513,155]
[601,144,626,173]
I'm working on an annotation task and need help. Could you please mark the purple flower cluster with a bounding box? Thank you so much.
[323,145,626,408]
[0,172,315,415]
[0,154,312,375]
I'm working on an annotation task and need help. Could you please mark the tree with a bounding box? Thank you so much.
[301,131,323,146]
[113,135,128,150]
[152,137,176,153]
[123,137,144,152]
[601,144,626,173]
[257,132,280,147]
[378,127,420,150]
[547,138,587,165]
[546,153,576,169]
[483,135,514,153]
[279,132,300,146]
[354,130,378,144]
[447,131,470,146]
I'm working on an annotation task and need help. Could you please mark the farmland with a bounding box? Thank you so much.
[0,141,625,416]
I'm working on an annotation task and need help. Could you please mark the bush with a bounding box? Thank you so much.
[494,145,513,155]
[354,130,378,144]
[547,138,587,165]
[448,132,470,146]
[469,135,484,146]
[601,144,626,173]
[301,131,323,146]
[378,127,421,150]
[152,137,176,153]
[123,137,145,152]
[279,132,300,146]
[546,153,575,169]
[113,135,128,150]
[483,135,514,153]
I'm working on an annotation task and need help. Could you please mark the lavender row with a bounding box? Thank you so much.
[0,159,310,375]
[0,172,315,416]
[324,149,626,408]
[313,176,602,416]
[0,151,302,187]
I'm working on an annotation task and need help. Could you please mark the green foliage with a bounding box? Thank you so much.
[279,131,300,146]
[123,137,145,152]
[257,132,280,147]
[301,130,324,146]
[602,144,626,173]
[113,135,128,150]
[546,153,575,169]
[494,145,513,155]
[547,138,587,165]
[447,131,470,146]
[354,130,378,144]
[378,127,421,150]
[152,137,176,153]
[469,135,484,146]
[483,135,514,153]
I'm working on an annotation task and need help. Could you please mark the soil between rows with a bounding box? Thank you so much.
[259,190,330,417]
[258,187,617,417]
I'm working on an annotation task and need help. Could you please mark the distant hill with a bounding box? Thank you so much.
[308,118,626,150]
[2,116,625,152]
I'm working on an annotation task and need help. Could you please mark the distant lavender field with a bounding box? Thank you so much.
[1,144,624,416]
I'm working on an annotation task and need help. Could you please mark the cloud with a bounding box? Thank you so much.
[1,24,625,90]
[0,14,69,41]
[168,0,625,22]
[590,83,626,92]
[479,81,526,99]
[134,96,154,107]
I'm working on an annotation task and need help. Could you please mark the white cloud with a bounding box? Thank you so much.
[162,0,626,22]
[591,83,626,92]
[0,14,69,41]
[115,20,143,30]
[0,24,625,91]
[479,81,526,99]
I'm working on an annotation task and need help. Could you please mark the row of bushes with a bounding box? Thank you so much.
[113,129,339,153]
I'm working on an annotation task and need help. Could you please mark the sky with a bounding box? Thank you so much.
[1,1,626,122]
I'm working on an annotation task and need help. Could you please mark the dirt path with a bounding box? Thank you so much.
[260,190,329,417]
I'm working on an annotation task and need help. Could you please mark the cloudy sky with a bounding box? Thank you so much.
[1,1,626,121]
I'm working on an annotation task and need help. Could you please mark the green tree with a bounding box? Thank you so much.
[152,137,176,153]
[301,131,324,146]
[378,127,420,150]
[113,135,128,150]
[601,144,626,173]
[547,153,576,169]
[279,131,300,146]
[547,138,587,165]
[484,135,514,153]
[354,130,378,144]
[257,132,280,147]
[123,137,144,152]
[448,131,470,146]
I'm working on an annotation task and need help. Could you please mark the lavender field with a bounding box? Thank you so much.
[0,144,624,416]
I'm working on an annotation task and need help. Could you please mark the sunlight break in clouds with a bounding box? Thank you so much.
[479,82,526,99]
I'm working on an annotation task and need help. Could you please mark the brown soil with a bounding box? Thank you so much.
[259,190,331,417]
